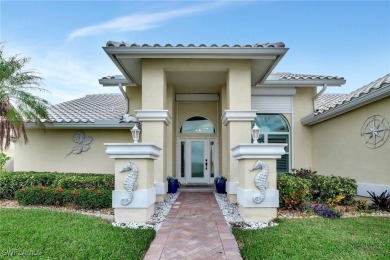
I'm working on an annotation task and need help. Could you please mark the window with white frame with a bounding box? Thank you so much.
[252,114,290,173]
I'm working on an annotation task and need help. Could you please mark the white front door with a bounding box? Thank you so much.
[177,138,218,184]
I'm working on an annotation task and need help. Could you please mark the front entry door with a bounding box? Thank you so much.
[188,139,208,183]
[177,138,218,184]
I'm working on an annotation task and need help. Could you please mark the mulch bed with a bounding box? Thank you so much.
[1,199,389,219]
[0,199,114,215]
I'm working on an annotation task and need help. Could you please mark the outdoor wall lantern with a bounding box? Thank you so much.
[131,124,140,143]
[251,123,260,144]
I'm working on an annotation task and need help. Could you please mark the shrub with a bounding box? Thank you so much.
[277,174,311,210]
[278,169,357,207]
[0,171,114,199]
[356,199,370,211]
[312,204,341,218]
[0,152,10,170]
[52,174,114,190]
[15,187,111,209]
[289,168,317,179]
[310,175,357,205]
[0,172,57,199]
[367,190,390,212]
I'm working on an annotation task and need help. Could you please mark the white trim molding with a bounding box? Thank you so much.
[222,110,257,126]
[104,143,161,159]
[226,181,239,194]
[135,110,172,125]
[154,181,168,195]
[237,187,279,207]
[357,183,390,197]
[112,188,156,208]
[231,143,286,159]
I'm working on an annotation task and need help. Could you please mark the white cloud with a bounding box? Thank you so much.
[67,1,227,41]
[4,44,120,104]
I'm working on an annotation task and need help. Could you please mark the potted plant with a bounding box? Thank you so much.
[167,176,179,193]
[214,176,227,194]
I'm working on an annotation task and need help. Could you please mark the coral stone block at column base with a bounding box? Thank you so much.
[114,206,155,222]
[238,206,277,223]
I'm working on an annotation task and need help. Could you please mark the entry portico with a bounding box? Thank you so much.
[102,42,289,204]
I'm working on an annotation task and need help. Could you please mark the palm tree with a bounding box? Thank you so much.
[0,44,49,150]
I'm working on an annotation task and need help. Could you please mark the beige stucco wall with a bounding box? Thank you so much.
[14,129,132,173]
[127,86,142,116]
[292,87,316,168]
[311,97,390,185]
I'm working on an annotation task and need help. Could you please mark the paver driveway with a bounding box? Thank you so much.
[144,192,242,260]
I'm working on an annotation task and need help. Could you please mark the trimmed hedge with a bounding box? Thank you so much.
[15,186,111,209]
[52,174,114,190]
[0,171,114,199]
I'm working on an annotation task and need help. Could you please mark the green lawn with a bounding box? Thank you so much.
[0,208,155,259]
[233,217,390,260]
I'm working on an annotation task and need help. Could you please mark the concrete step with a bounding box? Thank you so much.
[179,184,215,193]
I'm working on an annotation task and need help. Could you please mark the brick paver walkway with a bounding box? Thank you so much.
[144,192,242,260]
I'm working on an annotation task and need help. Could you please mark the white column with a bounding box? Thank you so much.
[105,143,161,222]
[232,143,286,222]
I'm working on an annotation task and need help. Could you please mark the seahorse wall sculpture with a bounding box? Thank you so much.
[250,160,269,204]
[120,162,139,206]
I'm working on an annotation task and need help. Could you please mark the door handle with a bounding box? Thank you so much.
[205,159,208,170]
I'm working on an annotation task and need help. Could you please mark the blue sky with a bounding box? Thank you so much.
[1,0,389,104]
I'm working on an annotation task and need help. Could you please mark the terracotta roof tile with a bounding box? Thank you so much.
[29,93,126,123]
[316,73,390,114]
[105,41,286,48]
[271,72,344,81]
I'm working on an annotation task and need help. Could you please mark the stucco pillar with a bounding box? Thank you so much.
[104,143,161,222]
[223,61,255,202]
[137,61,171,202]
[232,143,286,222]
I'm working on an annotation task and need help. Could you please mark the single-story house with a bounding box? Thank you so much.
[14,42,389,201]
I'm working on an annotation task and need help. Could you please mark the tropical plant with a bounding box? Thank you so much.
[0,152,10,170]
[0,44,49,150]
[312,204,342,218]
[367,190,390,212]
[166,176,175,182]
[214,176,227,184]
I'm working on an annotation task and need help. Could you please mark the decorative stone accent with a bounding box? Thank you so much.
[251,160,269,204]
[104,143,161,159]
[120,162,139,205]
[135,110,172,125]
[221,110,257,126]
[66,130,93,157]
[231,143,286,159]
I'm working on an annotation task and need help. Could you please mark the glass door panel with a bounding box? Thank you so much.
[187,139,208,183]
[191,141,204,178]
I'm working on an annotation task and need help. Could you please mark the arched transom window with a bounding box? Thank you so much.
[252,114,290,173]
[180,116,215,134]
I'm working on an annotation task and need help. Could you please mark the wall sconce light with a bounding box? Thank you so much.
[251,123,260,144]
[131,124,140,143]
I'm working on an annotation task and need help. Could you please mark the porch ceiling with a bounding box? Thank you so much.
[103,42,288,86]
